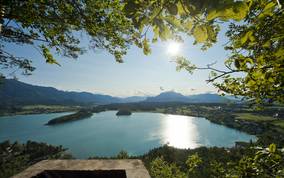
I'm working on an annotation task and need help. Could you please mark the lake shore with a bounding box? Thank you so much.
[2,102,284,146]
[0,105,80,117]
[1,104,283,178]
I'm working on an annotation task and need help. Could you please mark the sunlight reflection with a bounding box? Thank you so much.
[163,114,200,149]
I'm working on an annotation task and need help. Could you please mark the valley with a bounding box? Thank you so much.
[0,80,283,178]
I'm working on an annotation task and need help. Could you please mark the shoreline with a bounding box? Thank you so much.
[0,107,267,136]
[0,105,80,117]
[1,103,283,146]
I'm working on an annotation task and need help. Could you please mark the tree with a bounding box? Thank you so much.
[0,140,72,178]
[150,156,186,178]
[116,150,129,159]
[149,144,284,178]
[1,0,283,105]
[122,0,284,105]
[213,0,284,105]
[0,0,141,75]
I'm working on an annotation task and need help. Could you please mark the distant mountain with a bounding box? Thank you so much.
[187,93,229,103]
[0,79,142,105]
[145,91,189,103]
[145,91,230,103]
[0,79,231,106]
[121,96,147,103]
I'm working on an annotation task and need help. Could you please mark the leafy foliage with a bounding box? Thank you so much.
[150,157,186,178]
[161,0,283,105]
[213,0,284,105]
[0,140,72,178]
[0,0,137,76]
[186,153,202,174]
[149,144,284,178]
[116,150,129,159]
[122,0,283,105]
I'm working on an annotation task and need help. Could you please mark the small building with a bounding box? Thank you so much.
[273,113,279,118]
[12,159,150,178]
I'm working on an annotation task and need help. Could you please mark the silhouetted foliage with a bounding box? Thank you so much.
[0,140,72,178]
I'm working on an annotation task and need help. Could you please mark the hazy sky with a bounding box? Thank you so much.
[5,27,230,97]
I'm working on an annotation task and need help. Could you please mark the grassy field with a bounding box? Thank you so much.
[0,105,80,117]
[235,112,284,130]
[272,120,284,129]
[22,105,78,110]
[234,113,276,122]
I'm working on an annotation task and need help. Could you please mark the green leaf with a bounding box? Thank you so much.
[143,38,151,55]
[41,45,60,66]
[159,25,172,40]
[164,16,182,29]
[152,25,160,43]
[248,33,255,42]
[193,25,208,43]
[269,144,276,153]
[262,41,271,48]
[231,2,249,21]
[177,2,187,17]
[263,2,276,12]
[207,2,248,21]
[206,25,216,41]
[167,4,178,15]
[275,48,284,57]
[175,56,196,74]
[184,20,193,31]
[258,1,276,18]
[207,10,218,21]
[240,31,253,45]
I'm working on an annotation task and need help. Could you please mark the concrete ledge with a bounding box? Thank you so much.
[12,159,151,178]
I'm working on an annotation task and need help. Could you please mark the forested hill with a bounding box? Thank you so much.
[0,79,232,106]
[0,79,124,105]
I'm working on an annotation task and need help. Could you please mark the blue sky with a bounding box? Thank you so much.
[5,27,230,97]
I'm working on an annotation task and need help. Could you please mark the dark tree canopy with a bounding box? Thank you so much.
[0,0,283,105]
[0,0,138,74]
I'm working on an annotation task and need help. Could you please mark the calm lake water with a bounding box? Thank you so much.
[0,111,256,158]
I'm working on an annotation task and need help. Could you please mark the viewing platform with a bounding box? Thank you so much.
[12,159,150,178]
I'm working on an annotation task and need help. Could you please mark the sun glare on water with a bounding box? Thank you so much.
[167,41,181,56]
[163,114,200,149]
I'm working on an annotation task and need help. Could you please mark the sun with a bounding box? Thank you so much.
[167,41,181,56]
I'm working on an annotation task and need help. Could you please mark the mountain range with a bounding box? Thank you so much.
[145,91,230,103]
[0,79,231,105]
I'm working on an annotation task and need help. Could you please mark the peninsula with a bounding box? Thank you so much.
[46,110,93,125]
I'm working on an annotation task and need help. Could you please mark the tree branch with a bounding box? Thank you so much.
[195,61,229,73]
[206,70,241,83]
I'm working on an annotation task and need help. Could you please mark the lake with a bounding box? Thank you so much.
[0,111,256,158]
